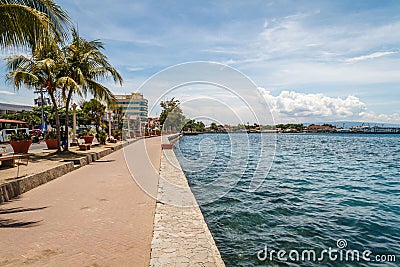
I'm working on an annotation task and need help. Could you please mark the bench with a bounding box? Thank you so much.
[0,154,26,168]
[0,145,6,156]
[79,144,91,151]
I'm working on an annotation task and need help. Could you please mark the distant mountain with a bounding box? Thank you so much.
[303,121,400,128]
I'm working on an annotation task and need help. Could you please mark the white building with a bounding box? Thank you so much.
[114,92,148,133]
[0,102,32,115]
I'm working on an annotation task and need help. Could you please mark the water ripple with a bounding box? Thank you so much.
[176,133,400,266]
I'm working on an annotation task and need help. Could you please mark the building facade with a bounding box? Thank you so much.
[0,102,32,116]
[114,92,148,134]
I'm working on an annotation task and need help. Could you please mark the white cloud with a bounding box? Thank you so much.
[127,67,145,72]
[359,111,400,124]
[259,88,400,124]
[262,88,366,117]
[260,88,366,121]
[345,51,397,63]
[0,90,15,95]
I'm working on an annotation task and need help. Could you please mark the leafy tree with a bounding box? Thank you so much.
[81,99,106,134]
[210,122,218,131]
[276,123,304,132]
[182,119,195,132]
[0,109,40,128]
[195,121,205,132]
[159,98,186,132]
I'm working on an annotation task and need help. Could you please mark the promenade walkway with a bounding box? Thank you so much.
[0,137,161,266]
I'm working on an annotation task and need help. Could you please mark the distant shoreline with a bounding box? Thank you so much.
[182,131,400,135]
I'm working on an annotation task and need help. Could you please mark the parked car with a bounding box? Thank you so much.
[0,128,30,143]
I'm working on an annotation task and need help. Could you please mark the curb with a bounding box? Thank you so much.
[0,139,136,204]
[149,134,225,266]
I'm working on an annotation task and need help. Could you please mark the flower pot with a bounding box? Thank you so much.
[45,139,58,149]
[82,136,94,144]
[10,140,32,154]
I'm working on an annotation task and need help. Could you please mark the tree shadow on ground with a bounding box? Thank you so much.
[0,218,42,228]
[0,200,46,228]
[28,150,81,163]
[0,206,47,214]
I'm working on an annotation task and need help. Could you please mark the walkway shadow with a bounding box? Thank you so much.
[0,218,42,228]
[0,206,47,214]
[93,160,116,163]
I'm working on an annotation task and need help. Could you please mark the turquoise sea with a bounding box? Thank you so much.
[174,133,399,266]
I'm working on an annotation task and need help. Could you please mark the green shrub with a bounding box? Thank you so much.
[96,131,108,145]
[44,130,57,140]
[10,132,31,141]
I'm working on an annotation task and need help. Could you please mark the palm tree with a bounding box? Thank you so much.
[0,0,70,49]
[61,28,123,150]
[112,105,125,130]
[6,49,79,152]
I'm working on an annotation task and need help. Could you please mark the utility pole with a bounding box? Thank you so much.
[35,88,46,133]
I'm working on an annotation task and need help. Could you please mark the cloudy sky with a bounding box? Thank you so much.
[1,0,400,124]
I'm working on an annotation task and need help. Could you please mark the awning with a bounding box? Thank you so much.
[0,119,28,124]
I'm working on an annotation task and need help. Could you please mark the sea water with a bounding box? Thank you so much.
[174,133,400,266]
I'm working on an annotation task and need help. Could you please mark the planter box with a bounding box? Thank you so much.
[161,144,173,149]
[82,136,94,144]
[45,139,58,149]
[10,140,32,154]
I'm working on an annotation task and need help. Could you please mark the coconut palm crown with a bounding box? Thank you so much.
[0,0,71,49]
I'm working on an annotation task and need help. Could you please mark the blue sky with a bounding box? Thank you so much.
[1,0,400,124]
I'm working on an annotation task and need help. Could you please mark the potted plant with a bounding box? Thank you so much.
[82,129,95,144]
[96,131,108,145]
[10,132,32,154]
[44,130,58,149]
[112,129,121,140]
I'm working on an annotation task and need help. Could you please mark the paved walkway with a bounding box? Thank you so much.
[0,137,161,266]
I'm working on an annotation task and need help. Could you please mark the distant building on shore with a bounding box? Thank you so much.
[305,125,335,133]
[351,125,400,134]
[114,92,148,133]
[0,102,32,115]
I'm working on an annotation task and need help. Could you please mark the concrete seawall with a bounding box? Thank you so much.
[150,134,225,266]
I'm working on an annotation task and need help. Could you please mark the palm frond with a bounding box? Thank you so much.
[7,70,39,89]
[4,54,31,71]
[0,3,58,49]
[86,78,116,105]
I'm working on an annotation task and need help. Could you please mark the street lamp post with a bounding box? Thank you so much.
[108,110,112,138]
[71,103,78,146]
[34,88,46,132]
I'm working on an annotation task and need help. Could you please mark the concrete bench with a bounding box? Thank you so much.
[0,145,6,156]
[161,144,174,149]
[0,154,25,168]
[79,144,91,151]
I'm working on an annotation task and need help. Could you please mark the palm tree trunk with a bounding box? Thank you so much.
[49,91,61,153]
[64,89,74,151]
